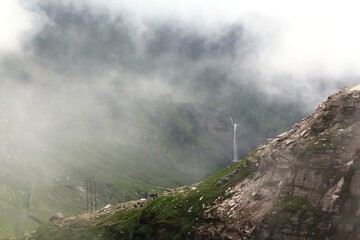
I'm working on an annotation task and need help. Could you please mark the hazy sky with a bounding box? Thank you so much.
[104,0,360,78]
[2,0,360,79]
[0,0,359,119]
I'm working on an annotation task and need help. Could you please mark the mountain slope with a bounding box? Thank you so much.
[31,85,360,239]
[0,78,306,238]
[196,85,360,239]
[0,98,234,238]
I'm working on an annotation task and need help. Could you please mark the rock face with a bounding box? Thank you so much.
[196,86,360,239]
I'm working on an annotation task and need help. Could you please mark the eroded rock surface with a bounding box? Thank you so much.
[196,86,360,239]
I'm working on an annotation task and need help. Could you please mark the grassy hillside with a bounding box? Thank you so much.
[31,153,256,240]
[0,98,233,238]
[0,91,304,238]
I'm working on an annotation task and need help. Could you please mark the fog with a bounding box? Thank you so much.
[0,0,359,179]
[2,0,359,105]
[1,2,360,235]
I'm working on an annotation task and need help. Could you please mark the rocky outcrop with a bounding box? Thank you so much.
[196,85,360,239]
[49,212,64,222]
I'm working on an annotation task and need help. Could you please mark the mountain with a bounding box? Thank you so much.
[0,78,306,238]
[30,85,360,239]
[0,97,235,238]
[0,3,334,238]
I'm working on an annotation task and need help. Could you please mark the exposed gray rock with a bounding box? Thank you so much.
[195,85,360,239]
[350,170,360,197]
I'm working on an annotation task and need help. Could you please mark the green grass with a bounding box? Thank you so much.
[101,153,256,239]
[263,195,310,226]
[265,194,327,227]
[0,99,236,238]
[0,187,38,238]
[273,195,311,212]
[31,152,257,240]
[31,223,113,240]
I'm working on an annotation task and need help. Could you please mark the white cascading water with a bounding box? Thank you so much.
[233,123,238,162]
[230,117,238,162]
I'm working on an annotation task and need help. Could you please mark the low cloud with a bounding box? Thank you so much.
[0,1,48,54]
[0,0,358,169]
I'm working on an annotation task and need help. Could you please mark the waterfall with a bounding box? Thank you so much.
[233,123,238,162]
[230,117,238,162]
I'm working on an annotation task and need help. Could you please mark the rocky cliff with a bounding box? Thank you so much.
[196,85,360,239]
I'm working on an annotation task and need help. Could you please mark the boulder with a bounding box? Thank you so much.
[49,212,64,222]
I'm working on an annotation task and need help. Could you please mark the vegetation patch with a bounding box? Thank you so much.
[105,152,256,239]
[274,195,311,212]
[296,130,340,159]
[32,225,113,240]
[296,127,354,160]
[32,152,256,240]
[261,194,333,239]
[264,195,312,227]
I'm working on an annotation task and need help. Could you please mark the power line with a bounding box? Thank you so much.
[86,179,97,213]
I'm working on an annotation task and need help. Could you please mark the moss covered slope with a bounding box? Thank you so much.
[31,154,256,240]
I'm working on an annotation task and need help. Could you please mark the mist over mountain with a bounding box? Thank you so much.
[31,85,360,240]
[1,0,360,238]
[2,0,356,160]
